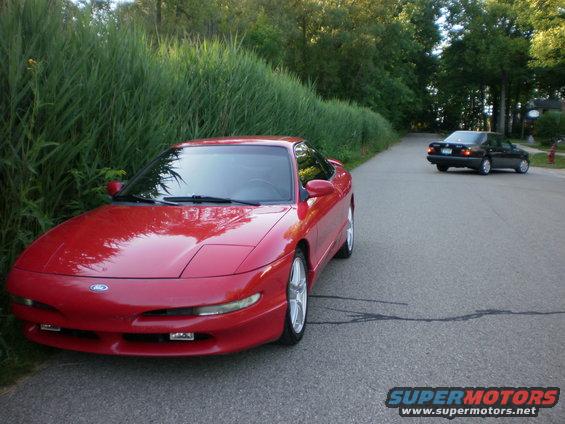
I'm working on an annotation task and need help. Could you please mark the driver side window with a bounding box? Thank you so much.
[295,143,328,185]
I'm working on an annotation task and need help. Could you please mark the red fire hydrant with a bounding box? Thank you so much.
[548,143,557,164]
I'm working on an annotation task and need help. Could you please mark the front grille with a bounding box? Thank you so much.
[123,333,210,343]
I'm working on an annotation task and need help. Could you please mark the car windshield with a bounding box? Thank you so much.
[444,131,483,145]
[120,145,293,204]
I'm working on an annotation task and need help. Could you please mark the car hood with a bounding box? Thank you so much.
[15,204,290,278]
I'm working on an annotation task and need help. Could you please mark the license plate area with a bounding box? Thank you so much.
[441,148,452,155]
[169,332,195,341]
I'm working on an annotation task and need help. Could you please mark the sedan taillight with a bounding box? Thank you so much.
[427,147,435,154]
[461,148,472,156]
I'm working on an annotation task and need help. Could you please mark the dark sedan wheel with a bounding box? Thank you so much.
[436,164,449,172]
[478,157,491,175]
[515,159,529,174]
[279,249,308,345]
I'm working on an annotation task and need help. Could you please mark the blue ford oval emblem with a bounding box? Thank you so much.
[90,284,109,292]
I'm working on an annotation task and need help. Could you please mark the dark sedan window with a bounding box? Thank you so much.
[444,131,483,145]
[295,143,329,184]
[120,145,293,203]
[485,134,503,148]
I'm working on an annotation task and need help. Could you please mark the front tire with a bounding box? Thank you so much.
[478,157,491,175]
[436,164,449,172]
[335,205,354,258]
[278,249,308,345]
[516,159,529,174]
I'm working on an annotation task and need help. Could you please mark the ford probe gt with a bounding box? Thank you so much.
[7,136,354,356]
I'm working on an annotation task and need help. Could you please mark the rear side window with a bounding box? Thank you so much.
[485,134,502,148]
[295,143,328,185]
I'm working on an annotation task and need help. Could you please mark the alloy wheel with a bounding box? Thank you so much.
[482,158,491,174]
[288,256,307,333]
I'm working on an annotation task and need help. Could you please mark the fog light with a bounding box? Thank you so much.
[40,324,61,332]
[169,332,195,341]
[192,293,261,316]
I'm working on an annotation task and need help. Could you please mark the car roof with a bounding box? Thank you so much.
[174,136,304,148]
[451,130,500,135]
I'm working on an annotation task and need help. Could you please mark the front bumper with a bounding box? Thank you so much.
[7,254,292,356]
[427,155,482,169]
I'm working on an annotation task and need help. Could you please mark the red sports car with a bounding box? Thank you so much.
[7,136,354,356]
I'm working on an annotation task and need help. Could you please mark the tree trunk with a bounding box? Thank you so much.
[491,85,499,132]
[505,83,512,135]
[497,71,507,134]
[511,84,521,135]
[480,84,487,130]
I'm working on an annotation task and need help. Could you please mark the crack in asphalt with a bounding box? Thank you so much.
[308,306,565,325]
[309,294,408,306]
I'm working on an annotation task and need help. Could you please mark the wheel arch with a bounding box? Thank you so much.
[296,239,310,270]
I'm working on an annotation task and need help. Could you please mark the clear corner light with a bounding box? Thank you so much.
[192,293,261,316]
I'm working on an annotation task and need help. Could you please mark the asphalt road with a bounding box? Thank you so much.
[2,133,564,423]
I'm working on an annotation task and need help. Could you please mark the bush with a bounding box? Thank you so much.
[535,111,565,146]
[0,0,396,303]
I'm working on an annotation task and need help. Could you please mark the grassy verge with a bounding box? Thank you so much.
[511,140,565,152]
[529,153,565,169]
[0,316,54,389]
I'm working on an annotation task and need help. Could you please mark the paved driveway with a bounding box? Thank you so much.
[2,133,564,423]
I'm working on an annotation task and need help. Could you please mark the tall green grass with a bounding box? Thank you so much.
[0,0,395,372]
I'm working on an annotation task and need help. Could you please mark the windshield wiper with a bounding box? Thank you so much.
[163,195,260,206]
[113,194,179,206]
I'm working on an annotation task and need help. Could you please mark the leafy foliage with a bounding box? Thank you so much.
[117,0,443,129]
[520,0,565,68]
[435,0,563,134]
[535,111,565,144]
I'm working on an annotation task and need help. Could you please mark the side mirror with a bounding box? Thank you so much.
[106,180,123,197]
[305,180,335,198]
[327,158,343,168]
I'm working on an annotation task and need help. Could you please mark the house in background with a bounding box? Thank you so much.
[526,98,564,116]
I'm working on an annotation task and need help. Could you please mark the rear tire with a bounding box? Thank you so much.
[478,157,491,175]
[278,249,308,345]
[515,159,529,174]
[436,164,449,172]
[335,205,354,258]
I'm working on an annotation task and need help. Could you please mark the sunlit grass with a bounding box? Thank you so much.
[529,153,565,169]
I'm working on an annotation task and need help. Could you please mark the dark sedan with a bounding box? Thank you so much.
[427,131,529,175]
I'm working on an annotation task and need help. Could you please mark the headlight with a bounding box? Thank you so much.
[193,293,260,316]
[10,295,57,311]
[11,295,34,306]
